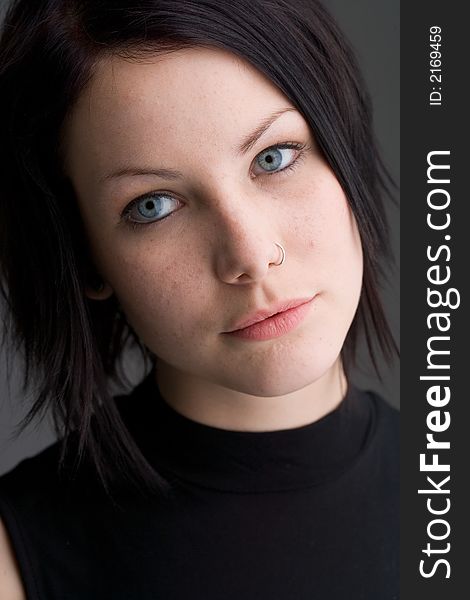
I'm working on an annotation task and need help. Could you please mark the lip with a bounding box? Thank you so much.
[223,295,316,341]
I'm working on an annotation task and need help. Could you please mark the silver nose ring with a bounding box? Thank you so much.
[274,242,286,266]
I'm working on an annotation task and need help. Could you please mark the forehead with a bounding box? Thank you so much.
[63,47,296,157]
[90,45,288,111]
[61,47,314,194]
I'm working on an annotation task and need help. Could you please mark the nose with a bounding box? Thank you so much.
[210,195,284,285]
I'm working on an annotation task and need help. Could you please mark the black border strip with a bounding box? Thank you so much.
[401,2,468,596]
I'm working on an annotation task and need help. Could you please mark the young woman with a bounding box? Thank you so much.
[0,1,399,598]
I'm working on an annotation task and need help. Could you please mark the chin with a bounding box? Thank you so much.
[220,346,342,398]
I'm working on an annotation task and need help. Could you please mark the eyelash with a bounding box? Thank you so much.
[121,141,309,232]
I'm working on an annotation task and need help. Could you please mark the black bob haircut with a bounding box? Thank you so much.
[0,0,398,496]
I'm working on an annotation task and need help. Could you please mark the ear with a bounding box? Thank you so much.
[84,278,114,301]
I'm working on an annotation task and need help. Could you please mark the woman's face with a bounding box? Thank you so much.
[63,47,363,397]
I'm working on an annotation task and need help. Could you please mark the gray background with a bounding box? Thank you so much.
[0,0,399,476]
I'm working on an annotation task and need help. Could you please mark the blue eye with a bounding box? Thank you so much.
[122,193,179,226]
[253,143,304,176]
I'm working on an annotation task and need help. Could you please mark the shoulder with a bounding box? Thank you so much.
[0,438,96,600]
[0,440,65,503]
[0,515,26,600]
[0,433,107,517]
[0,447,61,600]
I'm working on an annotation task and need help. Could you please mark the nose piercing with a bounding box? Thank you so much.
[273,242,286,266]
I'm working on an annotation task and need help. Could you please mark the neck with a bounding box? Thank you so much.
[155,359,348,432]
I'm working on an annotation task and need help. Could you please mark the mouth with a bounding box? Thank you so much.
[225,295,316,332]
[223,295,317,341]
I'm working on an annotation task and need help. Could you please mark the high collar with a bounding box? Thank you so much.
[116,369,375,494]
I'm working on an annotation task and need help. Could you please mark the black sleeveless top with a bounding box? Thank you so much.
[0,371,399,599]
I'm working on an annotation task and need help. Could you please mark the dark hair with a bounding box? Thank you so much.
[0,0,398,496]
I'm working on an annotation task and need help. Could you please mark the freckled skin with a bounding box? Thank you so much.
[62,47,363,432]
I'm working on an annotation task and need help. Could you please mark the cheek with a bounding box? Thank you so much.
[104,243,209,348]
[294,174,363,302]
[325,205,363,318]
[293,172,362,259]
[327,198,362,271]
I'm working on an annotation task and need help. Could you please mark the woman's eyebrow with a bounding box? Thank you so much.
[100,106,298,184]
[100,166,184,184]
[236,107,298,155]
